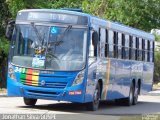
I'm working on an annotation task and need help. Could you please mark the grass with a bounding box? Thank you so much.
[120,114,159,120]
[120,116,142,120]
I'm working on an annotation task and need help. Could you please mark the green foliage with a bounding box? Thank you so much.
[7,0,160,32]
[0,0,10,35]
[47,0,83,9]
[154,51,160,83]
[152,30,160,42]
[7,0,49,17]
[152,30,160,83]
[7,0,83,18]
[112,0,160,31]
[82,0,107,17]
[1,0,160,85]
[82,0,160,32]
[0,37,10,56]
[0,0,10,62]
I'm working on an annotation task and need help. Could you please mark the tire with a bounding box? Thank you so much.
[133,84,139,105]
[86,83,100,111]
[23,97,37,106]
[123,83,134,106]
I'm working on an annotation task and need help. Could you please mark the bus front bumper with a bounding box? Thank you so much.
[7,79,85,103]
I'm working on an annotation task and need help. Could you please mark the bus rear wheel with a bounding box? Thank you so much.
[133,83,139,105]
[86,83,100,111]
[123,83,134,106]
[23,97,37,106]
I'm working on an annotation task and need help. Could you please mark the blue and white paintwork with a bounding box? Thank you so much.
[7,9,154,104]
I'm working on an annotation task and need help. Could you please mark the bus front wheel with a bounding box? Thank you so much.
[23,97,37,106]
[86,83,100,111]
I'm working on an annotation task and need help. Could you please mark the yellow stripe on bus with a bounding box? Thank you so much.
[102,59,111,100]
[32,73,39,86]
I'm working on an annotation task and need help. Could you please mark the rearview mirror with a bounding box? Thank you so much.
[6,20,15,40]
[92,31,98,47]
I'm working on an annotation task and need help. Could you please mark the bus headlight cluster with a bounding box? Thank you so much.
[72,71,84,86]
[8,65,16,81]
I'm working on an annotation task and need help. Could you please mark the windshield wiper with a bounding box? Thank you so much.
[49,25,72,47]
[58,25,72,41]
[30,22,43,47]
[47,25,72,59]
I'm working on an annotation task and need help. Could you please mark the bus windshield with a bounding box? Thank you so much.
[11,24,87,71]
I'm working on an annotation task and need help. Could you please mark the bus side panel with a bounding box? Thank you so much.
[85,58,113,102]
[130,61,143,93]
[103,59,115,100]
[120,60,132,98]
[7,65,22,96]
[7,77,22,96]
[85,61,99,102]
[85,59,153,102]
[141,62,154,94]
[109,60,131,100]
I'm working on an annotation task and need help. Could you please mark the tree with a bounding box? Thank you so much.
[7,0,83,18]
[151,29,160,83]
[0,0,10,57]
[7,0,48,17]
[82,0,160,32]
[1,0,160,86]
[47,0,83,9]
[0,0,10,35]
[82,0,108,17]
[0,0,11,88]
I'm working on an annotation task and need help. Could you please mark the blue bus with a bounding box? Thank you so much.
[6,9,154,111]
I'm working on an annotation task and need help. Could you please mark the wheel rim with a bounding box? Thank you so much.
[134,87,138,102]
[129,86,133,104]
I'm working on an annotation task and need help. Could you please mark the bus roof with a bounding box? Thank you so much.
[19,9,90,17]
[90,17,155,41]
[19,9,154,41]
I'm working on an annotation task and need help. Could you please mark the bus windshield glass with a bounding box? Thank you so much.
[11,24,87,71]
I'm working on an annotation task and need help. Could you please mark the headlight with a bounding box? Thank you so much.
[8,65,16,81]
[72,71,84,86]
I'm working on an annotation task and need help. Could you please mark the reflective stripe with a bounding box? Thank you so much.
[102,59,111,99]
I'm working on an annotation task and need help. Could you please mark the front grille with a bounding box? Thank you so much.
[21,78,67,89]
[27,90,60,98]
[19,68,71,89]
[39,82,67,88]
[20,73,68,89]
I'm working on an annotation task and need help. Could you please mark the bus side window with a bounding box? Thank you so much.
[118,33,122,59]
[89,31,95,57]
[99,28,106,58]
[150,41,153,62]
[147,40,150,62]
[135,37,139,60]
[108,30,114,58]
[122,34,125,59]
[153,41,155,62]
[142,39,145,61]
[132,36,136,60]
[125,34,129,59]
[113,31,118,58]
[105,29,109,57]
[89,30,99,57]
[145,39,148,62]
[129,35,133,60]
[138,38,142,61]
